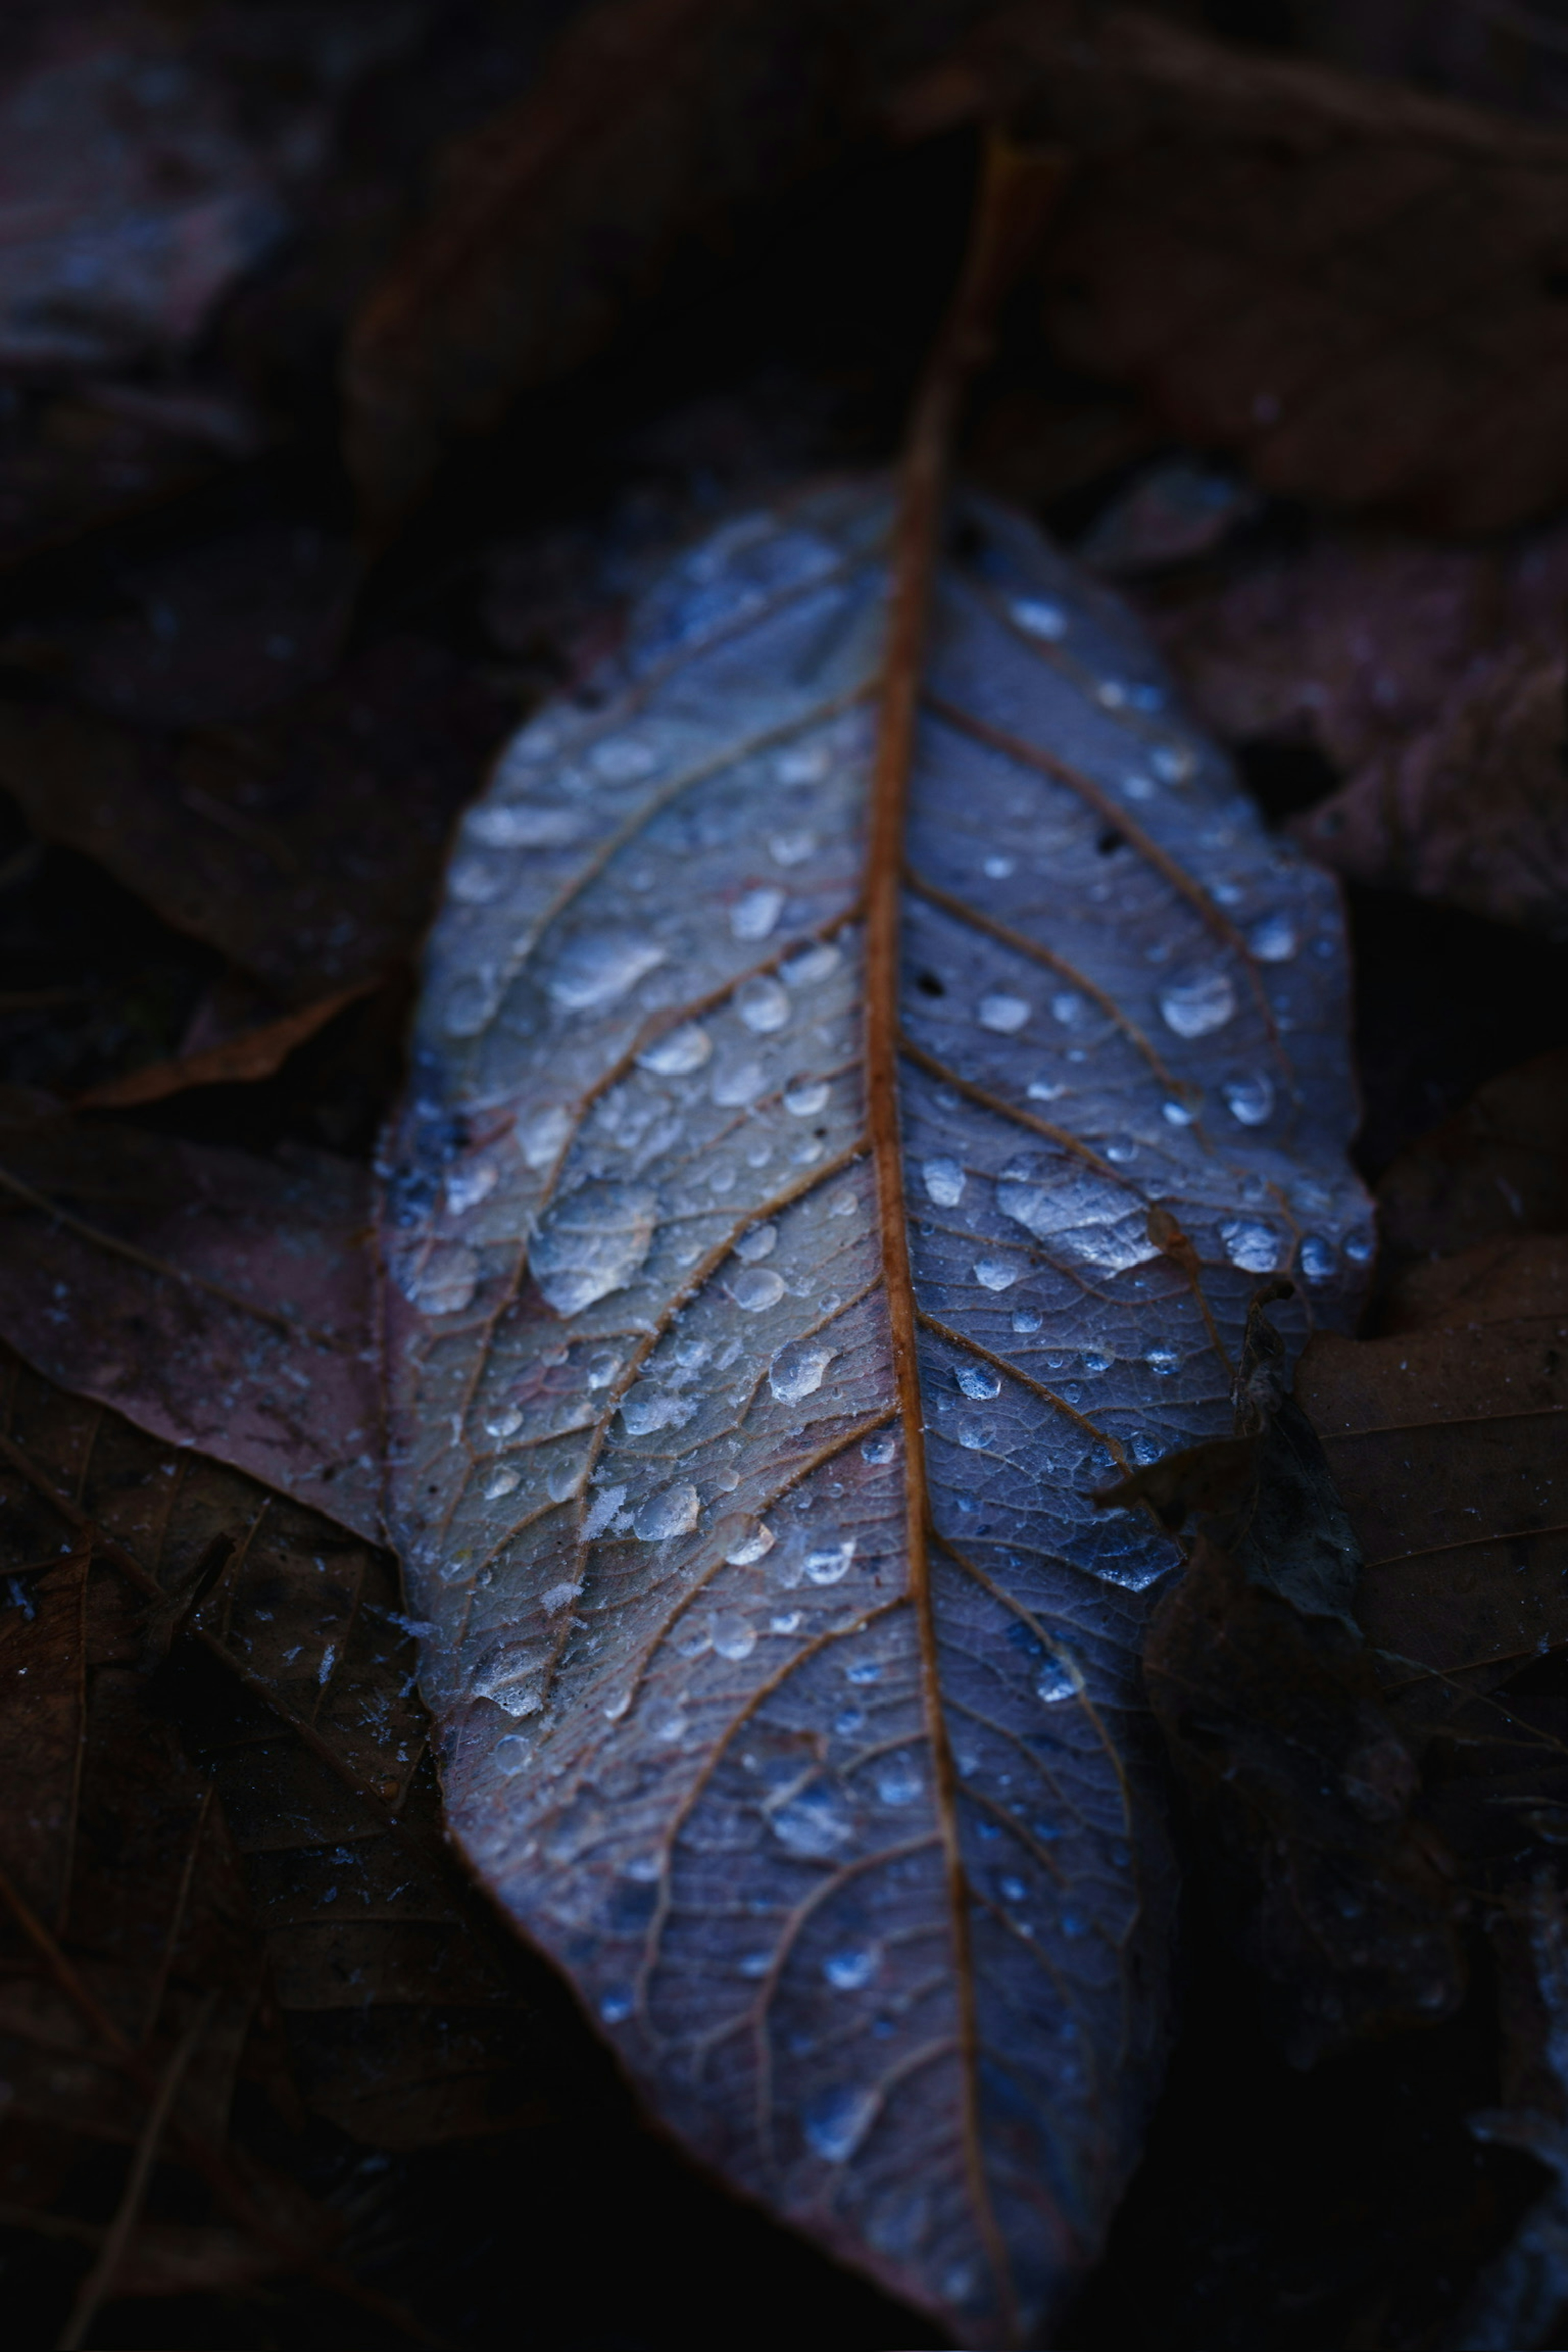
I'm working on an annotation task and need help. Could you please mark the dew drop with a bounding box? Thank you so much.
[805,1539,856,1585]
[771,1609,802,1634]
[1105,1140,1139,1164]
[483,1467,521,1501]
[974,1258,1020,1291]
[547,1457,586,1503]
[736,975,791,1033]
[1051,991,1085,1026]
[1162,1098,1198,1126]
[1159,969,1236,1038]
[734,1222,777,1262]
[1028,1076,1066,1102]
[1247,911,1298,962]
[729,1265,786,1312]
[770,1343,840,1404]
[846,1659,881,1684]
[396,1241,479,1316]
[710,1612,757,1661]
[1145,1344,1179,1375]
[955,1364,1001,1400]
[585,1349,621,1388]
[517,1103,572,1168]
[835,1706,865,1737]
[484,1405,523,1438]
[531,1181,657,1314]
[783,1076,829,1116]
[494,1733,531,1774]
[711,1057,767,1107]
[775,740,830,784]
[600,1986,635,2022]
[998,1875,1029,1902]
[782,941,840,987]
[1151,744,1195,783]
[824,1943,880,1990]
[1035,1656,1076,1704]
[803,2083,879,2163]
[739,1949,772,1978]
[984,853,1016,878]
[634,1484,700,1541]
[468,800,585,849]
[1010,596,1067,639]
[1223,1074,1274,1126]
[954,1415,990,1450]
[638,1022,712,1075]
[861,1432,896,1465]
[768,827,817,864]
[876,1757,922,1806]
[1011,1307,1042,1334]
[922,1155,965,1206]
[1344,1228,1374,1265]
[772,1785,853,1858]
[1299,1233,1337,1282]
[731,886,784,941]
[446,1160,498,1216]
[548,930,666,1010]
[979,992,1030,1034]
[724,1523,775,1566]
[1221,1218,1281,1272]
[590,735,656,781]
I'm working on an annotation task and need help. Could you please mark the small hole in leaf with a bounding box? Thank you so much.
[1096,827,1125,856]
[915,971,946,997]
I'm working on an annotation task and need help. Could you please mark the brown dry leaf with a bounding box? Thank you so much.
[76,982,377,1110]
[900,3,1568,533]
[1375,1047,1568,1283]
[0,1098,381,1539]
[0,633,513,1012]
[342,0,1017,528]
[0,1334,539,2334]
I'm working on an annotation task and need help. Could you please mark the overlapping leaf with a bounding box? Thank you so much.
[379,478,1372,2341]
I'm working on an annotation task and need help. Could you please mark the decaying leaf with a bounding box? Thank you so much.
[1112,1293,1465,2065]
[0,633,513,1012]
[0,1335,540,2336]
[0,1097,381,1539]
[377,463,1371,2340]
[900,2,1568,533]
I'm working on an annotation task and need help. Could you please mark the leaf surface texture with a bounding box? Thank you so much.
[381,479,1371,2340]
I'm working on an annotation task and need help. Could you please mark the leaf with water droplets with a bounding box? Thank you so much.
[379,478,1371,2342]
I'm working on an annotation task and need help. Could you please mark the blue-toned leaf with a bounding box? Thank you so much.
[379,480,1371,2343]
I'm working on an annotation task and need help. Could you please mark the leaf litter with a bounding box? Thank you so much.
[2,6,1568,2344]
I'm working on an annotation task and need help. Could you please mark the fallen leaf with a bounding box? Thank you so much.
[0,633,514,1008]
[1375,1047,1568,1287]
[899,3,1568,531]
[0,1097,381,1539]
[343,0,1019,526]
[76,982,377,1110]
[378,439,1372,2340]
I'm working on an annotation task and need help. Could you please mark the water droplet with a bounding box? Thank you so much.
[1083,1350,1113,1373]
[712,1057,767,1107]
[1162,1098,1197,1126]
[396,1241,479,1316]
[974,1257,1020,1291]
[600,1986,635,2024]
[548,930,666,1010]
[547,1457,586,1503]
[979,991,1030,1034]
[517,1103,572,1168]
[494,1733,531,1774]
[586,1349,620,1388]
[806,1539,856,1585]
[730,1265,786,1312]
[1344,1228,1374,1265]
[620,1384,696,1436]
[876,1756,922,1806]
[768,826,817,864]
[446,1160,498,1216]
[984,853,1016,878]
[1221,1218,1281,1272]
[782,941,841,987]
[531,1182,657,1314]
[770,1343,839,1404]
[954,1415,990,1450]
[484,1405,523,1438]
[783,1076,829,1116]
[1223,1074,1274,1126]
[638,1022,711,1075]
[591,735,656,781]
[468,799,585,849]
[1151,744,1194,783]
[1035,1656,1076,1703]
[1051,991,1085,1026]
[739,1949,772,1978]
[1105,1140,1139,1163]
[922,1155,965,1206]
[1095,679,1127,708]
[710,1612,757,1661]
[835,1705,865,1736]
[1123,772,1155,801]
[731,886,784,941]
[771,1609,802,1633]
[846,1659,881,1684]
[1159,969,1236,1037]
[772,1784,854,1858]
[1247,912,1298,962]
[998,1875,1028,1902]
[724,1523,775,1566]
[775,739,830,783]
[1011,1307,1042,1333]
[1145,1344,1179,1375]
[733,1223,777,1263]
[1028,1076,1066,1102]
[823,1943,880,1990]
[955,1364,1000,1400]
[862,1432,896,1464]
[1010,596,1067,639]
[803,2083,879,2163]
[1299,1233,1336,1282]
[736,976,790,1033]
[634,1484,700,1541]
[482,1466,520,1501]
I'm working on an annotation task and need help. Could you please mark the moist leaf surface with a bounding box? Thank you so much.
[379,478,1372,2341]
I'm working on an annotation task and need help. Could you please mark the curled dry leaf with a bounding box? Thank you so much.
[0,1099,381,1538]
[900,3,1568,532]
[379,477,1371,2340]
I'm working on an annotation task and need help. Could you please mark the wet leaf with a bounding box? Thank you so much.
[900,4,1568,532]
[0,633,514,1009]
[379,474,1372,2340]
[0,1098,381,1538]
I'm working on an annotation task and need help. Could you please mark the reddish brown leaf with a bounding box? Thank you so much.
[899,3,1568,532]
[76,982,377,1111]
[1375,1048,1568,1287]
